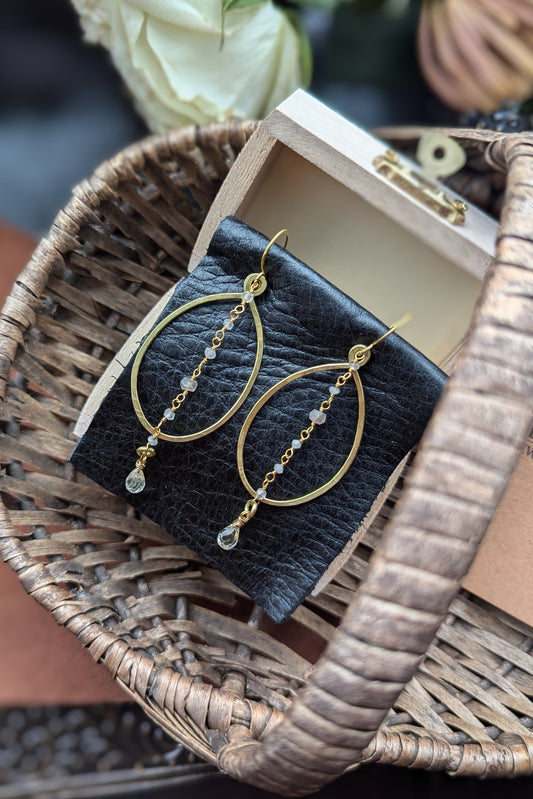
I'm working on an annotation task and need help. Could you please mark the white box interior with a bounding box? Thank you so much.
[237,145,485,365]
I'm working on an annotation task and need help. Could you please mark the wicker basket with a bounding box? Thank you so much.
[1,121,533,796]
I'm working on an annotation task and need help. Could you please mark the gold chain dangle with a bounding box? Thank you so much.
[125,230,289,494]
[218,314,412,550]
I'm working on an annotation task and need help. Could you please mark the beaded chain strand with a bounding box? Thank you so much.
[218,362,360,550]
[125,287,256,494]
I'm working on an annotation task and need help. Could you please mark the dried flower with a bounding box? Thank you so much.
[417,0,533,112]
[71,0,304,131]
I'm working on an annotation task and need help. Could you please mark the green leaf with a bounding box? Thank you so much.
[345,0,389,11]
[284,10,313,87]
[223,0,269,11]
[276,0,350,8]
[287,0,344,8]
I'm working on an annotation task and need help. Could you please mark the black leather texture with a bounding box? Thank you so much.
[71,217,446,623]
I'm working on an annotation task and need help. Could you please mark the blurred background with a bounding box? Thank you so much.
[0,0,453,238]
[0,0,146,235]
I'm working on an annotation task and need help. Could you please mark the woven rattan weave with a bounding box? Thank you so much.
[2,122,533,795]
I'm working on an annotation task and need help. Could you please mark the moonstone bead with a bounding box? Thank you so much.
[292,439,302,449]
[274,463,284,474]
[223,318,234,330]
[329,385,340,395]
[349,362,360,371]
[241,290,254,303]
[180,377,198,392]
[204,347,216,360]
[256,487,267,500]
[164,408,175,420]
[125,468,145,494]
[217,524,239,550]
[309,409,327,425]
[147,435,158,446]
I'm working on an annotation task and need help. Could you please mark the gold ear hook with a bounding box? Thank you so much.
[352,312,413,364]
[366,312,413,352]
[260,229,289,276]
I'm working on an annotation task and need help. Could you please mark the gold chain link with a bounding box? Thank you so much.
[257,370,351,495]
[130,297,254,477]
[146,299,250,447]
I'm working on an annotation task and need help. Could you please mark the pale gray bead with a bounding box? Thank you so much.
[274,463,284,474]
[147,435,158,446]
[204,347,216,360]
[223,318,234,330]
[329,385,340,395]
[292,439,302,449]
[241,290,254,303]
[164,408,175,420]
[180,377,198,392]
[256,487,267,500]
[309,409,327,425]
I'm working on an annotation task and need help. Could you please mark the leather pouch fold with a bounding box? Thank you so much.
[71,217,445,622]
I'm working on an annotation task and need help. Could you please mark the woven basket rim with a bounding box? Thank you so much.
[17,121,259,310]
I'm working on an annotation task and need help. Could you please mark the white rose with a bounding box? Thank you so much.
[71,0,304,131]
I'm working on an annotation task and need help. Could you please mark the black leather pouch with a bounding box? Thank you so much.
[71,217,446,622]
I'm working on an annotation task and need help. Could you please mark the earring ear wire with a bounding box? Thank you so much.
[364,311,413,353]
[352,312,413,363]
[260,229,289,276]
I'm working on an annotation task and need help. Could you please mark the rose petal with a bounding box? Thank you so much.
[72,0,302,131]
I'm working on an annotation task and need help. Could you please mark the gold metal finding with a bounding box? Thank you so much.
[135,444,156,470]
[350,312,413,363]
[260,229,289,276]
[236,359,366,508]
[130,288,264,443]
[236,499,259,527]
[373,147,467,226]
[245,272,268,296]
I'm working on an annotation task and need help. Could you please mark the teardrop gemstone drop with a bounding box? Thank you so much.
[125,467,146,494]
[217,524,239,550]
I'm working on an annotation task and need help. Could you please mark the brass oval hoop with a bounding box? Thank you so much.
[131,291,264,442]
[236,361,365,507]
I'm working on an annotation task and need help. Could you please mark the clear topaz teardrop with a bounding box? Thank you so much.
[217,524,239,550]
[125,467,146,494]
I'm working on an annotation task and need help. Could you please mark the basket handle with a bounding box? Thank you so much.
[218,133,533,795]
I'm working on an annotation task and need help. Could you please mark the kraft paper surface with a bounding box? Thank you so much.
[464,425,533,626]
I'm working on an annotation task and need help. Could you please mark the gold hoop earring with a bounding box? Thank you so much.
[125,229,289,494]
[218,314,411,550]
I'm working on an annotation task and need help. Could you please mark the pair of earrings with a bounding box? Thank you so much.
[125,230,408,551]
